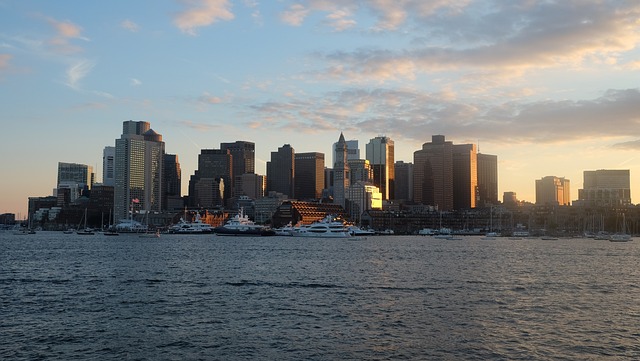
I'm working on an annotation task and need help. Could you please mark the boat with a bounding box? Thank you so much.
[347,225,376,236]
[169,212,214,234]
[273,222,295,236]
[418,228,435,236]
[481,231,500,240]
[213,208,275,236]
[76,209,95,235]
[115,219,148,233]
[377,229,395,235]
[290,215,352,238]
[609,214,632,242]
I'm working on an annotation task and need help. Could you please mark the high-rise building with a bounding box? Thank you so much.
[347,159,373,185]
[102,147,115,187]
[453,143,478,210]
[188,149,232,208]
[114,120,165,222]
[578,169,631,207]
[345,181,382,224]
[266,144,295,198]
[365,136,394,201]
[333,133,350,207]
[413,135,454,210]
[536,176,570,206]
[240,173,266,200]
[332,139,359,166]
[477,153,498,206]
[57,162,94,203]
[295,152,325,200]
[221,141,255,198]
[163,154,182,211]
[394,161,413,202]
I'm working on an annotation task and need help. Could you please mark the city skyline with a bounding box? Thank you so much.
[2,1,640,217]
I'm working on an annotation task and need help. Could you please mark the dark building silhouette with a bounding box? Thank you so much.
[414,135,454,210]
[394,161,413,202]
[266,144,295,199]
[189,149,232,208]
[163,154,182,211]
[221,141,255,198]
[295,152,325,200]
[477,153,498,206]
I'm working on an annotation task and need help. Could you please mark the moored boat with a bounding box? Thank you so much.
[290,215,352,238]
[214,208,275,236]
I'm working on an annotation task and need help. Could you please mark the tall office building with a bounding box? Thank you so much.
[578,169,631,207]
[57,162,94,202]
[188,149,232,208]
[477,153,498,206]
[221,141,255,198]
[102,147,115,186]
[536,176,570,206]
[114,120,164,221]
[366,136,394,201]
[348,159,373,185]
[333,133,350,207]
[345,181,382,223]
[240,173,266,200]
[394,161,413,202]
[163,154,182,211]
[266,144,295,198]
[453,143,478,210]
[332,139,360,166]
[413,135,454,210]
[295,152,325,200]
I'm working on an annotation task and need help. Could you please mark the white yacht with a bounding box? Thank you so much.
[169,213,214,234]
[213,208,275,236]
[291,215,352,238]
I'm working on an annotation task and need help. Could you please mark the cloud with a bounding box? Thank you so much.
[303,1,640,84]
[280,4,310,26]
[0,53,11,69]
[121,19,140,32]
[247,87,640,145]
[44,17,89,54]
[65,59,94,90]
[198,92,224,104]
[174,0,234,35]
[324,9,357,31]
[130,78,142,86]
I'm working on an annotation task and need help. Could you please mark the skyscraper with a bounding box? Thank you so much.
[114,120,165,221]
[294,152,325,200]
[266,144,295,198]
[452,143,478,210]
[163,154,182,211]
[536,176,570,206]
[413,135,453,210]
[102,146,115,187]
[221,141,255,198]
[332,139,359,166]
[333,133,350,207]
[188,149,232,208]
[57,162,94,203]
[477,153,498,206]
[394,161,413,202]
[578,169,630,207]
[365,136,394,201]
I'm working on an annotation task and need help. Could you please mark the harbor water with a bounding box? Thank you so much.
[1,232,639,360]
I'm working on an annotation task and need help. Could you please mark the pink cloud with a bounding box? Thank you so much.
[174,0,234,36]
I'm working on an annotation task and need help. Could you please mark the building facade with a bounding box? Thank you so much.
[221,141,255,199]
[333,133,350,207]
[413,135,454,210]
[578,169,631,207]
[452,143,478,210]
[266,144,295,199]
[163,154,182,211]
[294,152,325,200]
[536,176,570,206]
[394,161,413,202]
[114,121,165,221]
[365,136,394,201]
[477,153,498,206]
[188,149,232,208]
[102,147,115,187]
[57,162,94,203]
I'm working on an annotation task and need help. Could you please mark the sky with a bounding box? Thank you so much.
[1,0,640,218]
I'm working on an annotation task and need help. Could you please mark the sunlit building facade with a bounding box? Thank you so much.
[578,169,631,207]
[536,176,570,206]
[366,136,394,201]
[114,120,165,222]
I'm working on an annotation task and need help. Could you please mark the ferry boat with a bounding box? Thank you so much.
[213,208,275,236]
[290,215,352,238]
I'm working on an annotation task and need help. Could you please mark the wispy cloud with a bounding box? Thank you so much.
[280,4,310,26]
[65,59,94,90]
[121,19,140,32]
[44,16,89,54]
[130,78,142,86]
[174,0,234,36]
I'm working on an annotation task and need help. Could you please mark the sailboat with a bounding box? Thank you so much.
[609,213,632,242]
[77,209,95,235]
